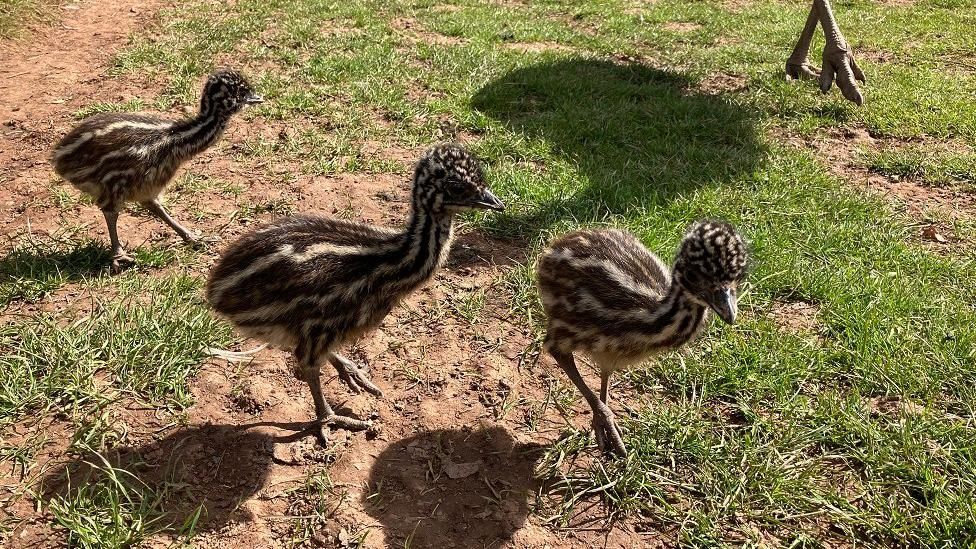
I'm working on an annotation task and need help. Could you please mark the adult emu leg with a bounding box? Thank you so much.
[786,0,865,105]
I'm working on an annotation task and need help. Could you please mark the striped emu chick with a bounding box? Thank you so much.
[536,221,747,456]
[206,145,505,443]
[52,69,263,272]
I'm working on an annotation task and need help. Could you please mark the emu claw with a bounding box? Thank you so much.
[786,60,821,81]
[820,44,865,106]
[110,252,135,274]
[592,404,627,458]
[185,233,220,250]
[310,414,373,446]
[331,356,383,397]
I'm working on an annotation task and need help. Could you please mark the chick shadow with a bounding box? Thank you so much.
[0,237,109,297]
[471,59,764,237]
[39,424,275,534]
[365,426,543,549]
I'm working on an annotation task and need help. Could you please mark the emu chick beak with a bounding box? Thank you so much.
[471,188,505,211]
[710,287,738,324]
[245,94,265,105]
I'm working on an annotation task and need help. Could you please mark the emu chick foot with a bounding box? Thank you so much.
[592,403,627,457]
[184,233,221,249]
[330,354,383,396]
[311,413,373,446]
[110,251,136,274]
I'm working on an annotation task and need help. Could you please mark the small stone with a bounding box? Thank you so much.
[443,459,480,479]
[921,224,947,243]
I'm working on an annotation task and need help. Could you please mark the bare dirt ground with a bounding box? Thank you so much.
[0,2,653,547]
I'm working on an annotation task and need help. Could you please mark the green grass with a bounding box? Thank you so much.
[0,230,180,306]
[0,230,109,304]
[863,145,976,189]
[72,99,162,120]
[0,273,232,429]
[4,0,976,546]
[46,449,201,548]
[0,0,58,38]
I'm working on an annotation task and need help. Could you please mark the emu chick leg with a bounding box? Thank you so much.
[141,199,210,246]
[295,357,372,445]
[551,349,627,457]
[102,210,134,273]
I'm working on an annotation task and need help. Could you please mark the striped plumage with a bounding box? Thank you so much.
[207,144,505,443]
[536,221,748,456]
[52,69,262,272]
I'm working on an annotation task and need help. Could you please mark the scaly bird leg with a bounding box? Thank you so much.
[550,349,627,457]
[815,0,865,105]
[295,359,372,446]
[600,370,611,405]
[102,209,134,274]
[786,0,865,105]
[141,198,216,248]
[328,352,383,396]
[786,3,821,81]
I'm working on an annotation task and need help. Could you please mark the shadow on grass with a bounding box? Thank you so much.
[0,235,109,304]
[39,424,275,539]
[471,59,764,237]
[364,426,544,548]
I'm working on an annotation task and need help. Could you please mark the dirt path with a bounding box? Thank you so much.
[0,2,652,548]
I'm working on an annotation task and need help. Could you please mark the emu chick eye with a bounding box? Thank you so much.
[447,179,467,194]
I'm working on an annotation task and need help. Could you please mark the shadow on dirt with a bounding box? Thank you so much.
[38,424,277,535]
[365,426,544,548]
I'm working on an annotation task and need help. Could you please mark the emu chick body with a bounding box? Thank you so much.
[206,144,504,443]
[209,215,447,356]
[537,223,747,456]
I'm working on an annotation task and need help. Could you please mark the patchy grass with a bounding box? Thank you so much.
[0,274,232,428]
[0,0,58,38]
[0,231,180,306]
[864,145,976,189]
[0,230,108,305]
[46,451,196,549]
[4,0,976,546]
[71,99,162,120]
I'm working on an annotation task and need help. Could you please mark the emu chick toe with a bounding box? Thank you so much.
[332,359,383,397]
[592,406,627,457]
[110,252,136,274]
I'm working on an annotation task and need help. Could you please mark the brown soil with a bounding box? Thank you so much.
[770,300,821,336]
[0,2,654,548]
[662,22,702,33]
[776,126,976,247]
[504,41,575,54]
[862,395,925,418]
[696,72,748,95]
[390,17,464,47]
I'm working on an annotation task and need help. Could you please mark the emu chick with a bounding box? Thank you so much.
[536,221,748,456]
[206,144,505,443]
[52,69,262,272]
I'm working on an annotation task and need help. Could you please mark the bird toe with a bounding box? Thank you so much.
[110,253,136,274]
